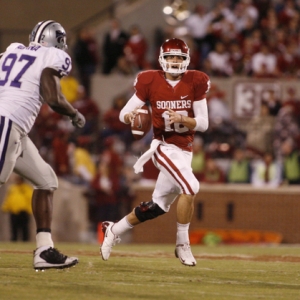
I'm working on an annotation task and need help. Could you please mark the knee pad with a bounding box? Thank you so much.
[134,201,166,222]
[33,165,58,190]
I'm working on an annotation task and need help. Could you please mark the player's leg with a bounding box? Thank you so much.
[14,135,78,270]
[100,169,173,261]
[101,144,198,264]
[0,119,23,242]
[0,119,22,187]
[153,144,199,266]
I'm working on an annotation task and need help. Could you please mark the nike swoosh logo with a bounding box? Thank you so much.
[181,95,188,99]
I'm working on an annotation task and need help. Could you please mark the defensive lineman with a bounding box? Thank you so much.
[100,38,210,266]
[0,20,85,270]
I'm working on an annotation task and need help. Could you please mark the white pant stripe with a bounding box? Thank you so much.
[154,148,191,195]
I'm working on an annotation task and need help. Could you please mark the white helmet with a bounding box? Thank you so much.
[29,20,68,51]
[158,38,190,74]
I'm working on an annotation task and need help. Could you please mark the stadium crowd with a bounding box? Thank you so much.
[27,0,300,232]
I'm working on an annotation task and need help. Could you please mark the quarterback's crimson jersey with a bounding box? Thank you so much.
[134,70,210,151]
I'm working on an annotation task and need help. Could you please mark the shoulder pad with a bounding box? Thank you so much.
[136,70,156,85]
[6,43,23,52]
[185,70,209,83]
[194,70,210,83]
[47,47,72,76]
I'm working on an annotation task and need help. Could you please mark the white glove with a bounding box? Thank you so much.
[70,110,86,128]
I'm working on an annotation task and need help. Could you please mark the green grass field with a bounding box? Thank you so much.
[1,242,300,300]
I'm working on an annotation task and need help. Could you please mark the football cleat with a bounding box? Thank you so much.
[33,246,78,270]
[99,221,121,261]
[175,243,197,266]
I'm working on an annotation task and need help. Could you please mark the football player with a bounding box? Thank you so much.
[100,38,210,266]
[0,20,85,270]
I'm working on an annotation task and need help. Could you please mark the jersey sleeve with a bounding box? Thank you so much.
[46,48,72,77]
[193,71,211,100]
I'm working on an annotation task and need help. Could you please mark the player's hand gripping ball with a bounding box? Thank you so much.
[131,105,151,140]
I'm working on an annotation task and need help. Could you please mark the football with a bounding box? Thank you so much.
[131,105,151,140]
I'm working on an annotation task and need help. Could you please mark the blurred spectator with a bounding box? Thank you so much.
[184,4,219,64]
[101,137,126,219]
[243,30,262,55]
[273,103,300,155]
[240,15,257,38]
[52,130,71,176]
[262,89,282,116]
[229,42,245,75]
[205,83,246,154]
[101,94,133,149]
[201,158,226,183]
[227,148,251,183]
[207,84,231,124]
[240,35,260,76]
[251,44,279,77]
[251,151,282,187]
[245,102,275,154]
[102,19,128,74]
[72,85,101,153]
[283,87,300,122]
[88,160,117,232]
[67,140,96,186]
[60,69,80,104]
[73,27,98,96]
[101,137,123,194]
[277,0,298,25]
[204,42,233,77]
[152,26,167,69]
[270,27,287,55]
[191,136,207,181]
[241,0,259,24]
[280,138,300,185]
[260,8,279,38]
[232,0,258,33]
[277,41,300,77]
[31,104,63,163]
[118,24,150,74]
[1,175,33,241]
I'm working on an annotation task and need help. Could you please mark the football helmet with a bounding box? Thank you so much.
[159,38,190,74]
[29,20,68,51]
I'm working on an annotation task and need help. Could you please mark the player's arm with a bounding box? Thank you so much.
[40,68,85,128]
[119,93,145,124]
[192,98,209,131]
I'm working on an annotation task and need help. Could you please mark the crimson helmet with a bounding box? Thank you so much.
[159,38,190,74]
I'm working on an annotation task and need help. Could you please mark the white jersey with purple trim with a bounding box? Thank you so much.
[0,42,71,133]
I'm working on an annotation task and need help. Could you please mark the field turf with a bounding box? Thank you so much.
[1,242,300,300]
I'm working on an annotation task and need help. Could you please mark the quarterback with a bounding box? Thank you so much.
[100,38,210,266]
[0,20,85,270]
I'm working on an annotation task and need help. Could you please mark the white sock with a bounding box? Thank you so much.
[176,222,190,245]
[36,232,54,249]
[111,217,134,236]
